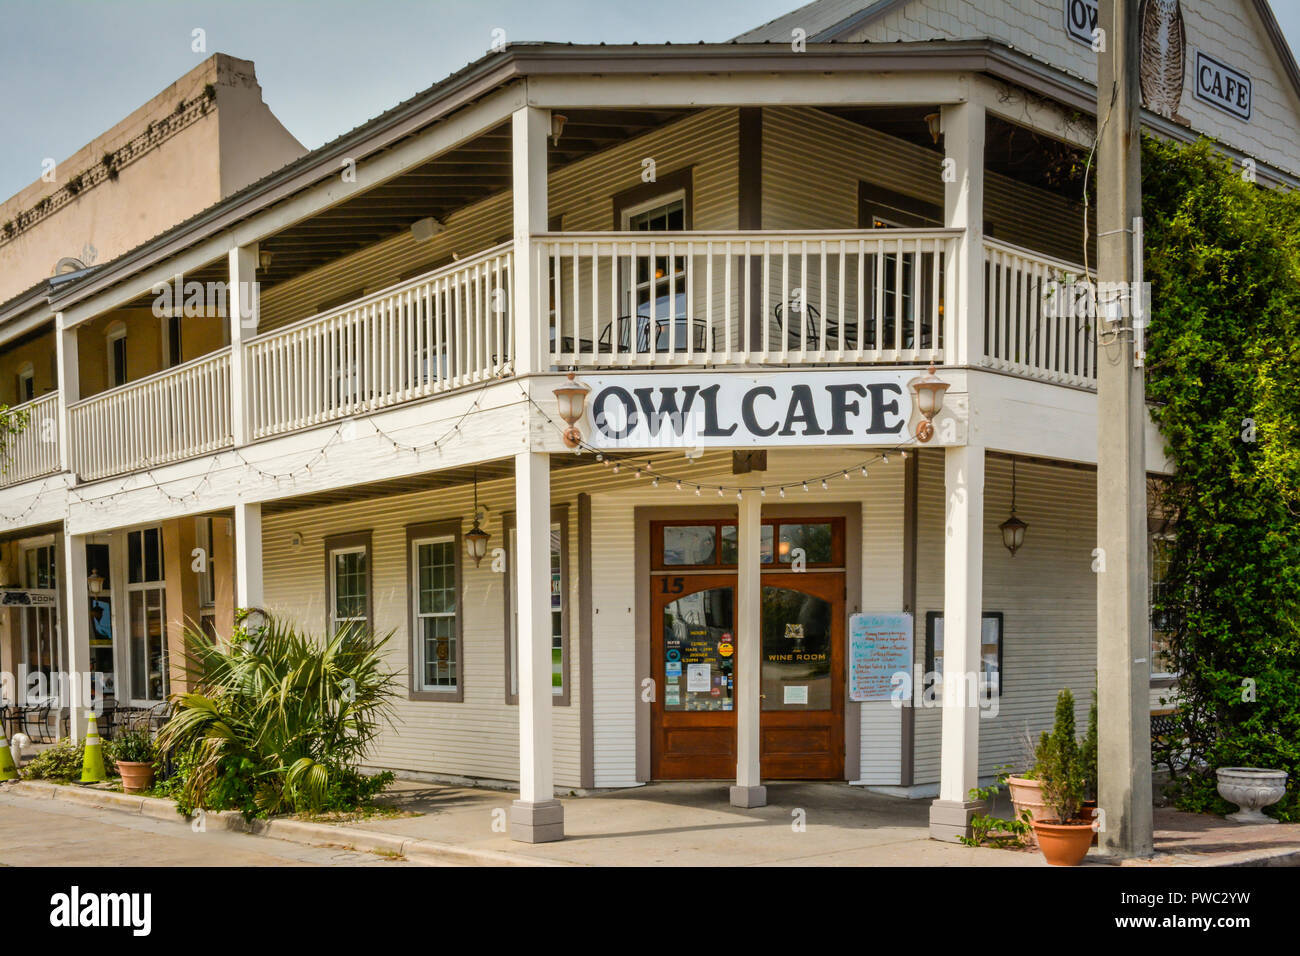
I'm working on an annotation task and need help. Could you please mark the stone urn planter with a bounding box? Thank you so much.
[1215,768,1287,824]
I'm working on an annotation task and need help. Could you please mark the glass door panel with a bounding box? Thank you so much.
[760,587,832,711]
[662,587,735,713]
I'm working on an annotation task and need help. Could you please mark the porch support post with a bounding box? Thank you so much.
[511,450,564,842]
[929,444,985,841]
[62,532,91,743]
[511,105,549,377]
[731,490,766,808]
[941,98,986,366]
[54,311,79,476]
[233,502,263,611]
[228,243,259,447]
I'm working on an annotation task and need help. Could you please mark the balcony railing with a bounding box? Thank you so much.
[245,244,512,440]
[18,233,1108,489]
[537,230,959,368]
[983,239,1096,388]
[0,392,60,487]
[68,349,232,481]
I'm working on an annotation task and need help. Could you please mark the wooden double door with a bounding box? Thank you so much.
[651,567,846,780]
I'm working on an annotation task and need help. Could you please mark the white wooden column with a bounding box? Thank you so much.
[233,502,263,611]
[929,444,985,841]
[510,451,564,842]
[941,98,986,367]
[228,243,259,447]
[62,532,90,743]
[54,311,78,476]
[731,491,766,807]
[511,105,549,377]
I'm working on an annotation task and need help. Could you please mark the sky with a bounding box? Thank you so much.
[1,0,1299,202]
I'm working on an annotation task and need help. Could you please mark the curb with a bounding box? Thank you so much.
[1,780,565,867]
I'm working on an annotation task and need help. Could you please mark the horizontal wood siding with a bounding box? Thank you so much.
[260,109,738,333]
[261,478,583,786]
[912,451,1100,783]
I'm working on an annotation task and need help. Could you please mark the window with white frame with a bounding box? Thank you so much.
[326,533,370,637]
[106,322,128,387]
[411,531,459,694]
[17,362,34,402]
[1149,534,1177,678]
[126,527,167,702]
[506,511,568,702]
[196,518,217,640]
[622,194,687,322]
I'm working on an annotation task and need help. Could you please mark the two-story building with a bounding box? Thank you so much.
[2,0,1296,843]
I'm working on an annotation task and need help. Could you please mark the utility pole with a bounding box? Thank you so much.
[1096,0,1153,857]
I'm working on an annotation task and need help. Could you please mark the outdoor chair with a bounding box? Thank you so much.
[773,302,858,351]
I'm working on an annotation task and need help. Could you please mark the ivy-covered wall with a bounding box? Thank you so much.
[1144,136,1300,821]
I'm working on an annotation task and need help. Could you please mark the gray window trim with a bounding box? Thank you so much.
[406,519,464,702]
[503,503,571,707]
[323,530,372,637]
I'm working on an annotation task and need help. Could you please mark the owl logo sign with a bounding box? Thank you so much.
[1139,0,1187,121]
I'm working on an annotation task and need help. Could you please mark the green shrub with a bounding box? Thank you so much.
[107,729,156,765]
[1035,689,1086,824]
[21,739,116,782]
[157,616,398,818]
[1079,692,1099,803]
[1143,135,1300,821]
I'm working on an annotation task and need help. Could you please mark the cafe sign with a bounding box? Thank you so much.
[1194,51,1252,121]
[584,371,913,449]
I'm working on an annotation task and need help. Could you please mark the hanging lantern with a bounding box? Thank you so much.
[466,467,491,567]
[999,460,1028,556]
[907,363,950,443]
[553,372,592,449]
[87,568,104,596]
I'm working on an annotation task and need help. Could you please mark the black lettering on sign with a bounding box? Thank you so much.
[1064,0,1099,47]
[1194,51,1252,121]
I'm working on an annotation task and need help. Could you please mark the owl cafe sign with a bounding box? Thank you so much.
[1064,1,1252,124]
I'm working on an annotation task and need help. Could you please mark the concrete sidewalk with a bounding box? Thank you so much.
[4,777,1297,866]
[361,780,1046,866]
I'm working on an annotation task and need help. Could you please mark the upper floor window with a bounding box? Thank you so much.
[106,321,127,387]
[622,195,687,320]
[16,362,34,402]
[166,315,183,368]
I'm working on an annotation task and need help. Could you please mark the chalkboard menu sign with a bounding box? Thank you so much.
[848,612,914,702]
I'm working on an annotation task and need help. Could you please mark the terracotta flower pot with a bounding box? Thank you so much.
[1031,820,1095,866]
[117,760,155,794]
[1006,776,1049,845]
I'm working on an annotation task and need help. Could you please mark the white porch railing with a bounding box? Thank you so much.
[538,230,959,368]
[69,349,232,481]
[983,239,1096,388]
[244,244,513,440]
[0,392,60,487]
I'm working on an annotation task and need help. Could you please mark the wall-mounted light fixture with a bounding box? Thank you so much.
[553,372,591,449]
[907,363,950,443]
[87,568,104,596]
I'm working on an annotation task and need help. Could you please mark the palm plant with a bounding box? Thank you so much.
[158,617,397,815]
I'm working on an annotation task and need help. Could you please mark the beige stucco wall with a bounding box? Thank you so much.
[0,53,304,305]
[73,307,226,399]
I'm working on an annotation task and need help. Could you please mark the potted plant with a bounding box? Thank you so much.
[1031,688,1095,866]
[1006,727,1049,844]
[108,729,157,794]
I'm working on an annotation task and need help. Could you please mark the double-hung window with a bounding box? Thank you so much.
[325,532,371,637]
[408,520,462,701]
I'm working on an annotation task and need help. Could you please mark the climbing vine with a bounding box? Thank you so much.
[1142,135,1300,821]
